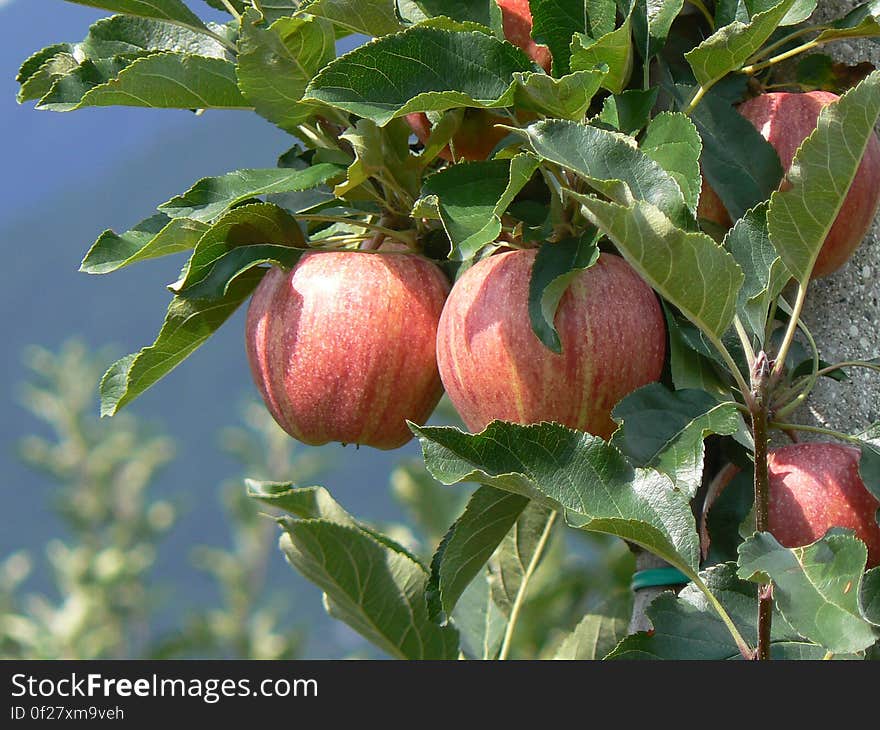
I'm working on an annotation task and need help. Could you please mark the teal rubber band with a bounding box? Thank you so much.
[631,567,689,591]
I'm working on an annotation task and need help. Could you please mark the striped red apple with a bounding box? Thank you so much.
[245,252,450,450]
[435,249,667,439]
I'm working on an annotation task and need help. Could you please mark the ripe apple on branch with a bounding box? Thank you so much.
[767,443,880,567]
[701,90,880,277]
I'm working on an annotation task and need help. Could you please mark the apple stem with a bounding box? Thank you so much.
[706,333,754,410]
[497,511,557,660]
[734,316,757,369]
[220,0,242,21]
[768,421,862,446]
[742,40,821,77]
[776,359,880,414]
[764,299,778,350]
[296,215,416,247]
[750,351,773,661]
[684,85,708,116]
[295,123,335,150]
[771,282,810,383]
[745,26,826,68]
[772,315,820,419]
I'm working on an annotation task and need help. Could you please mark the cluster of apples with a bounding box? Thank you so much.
[245,3,880,565]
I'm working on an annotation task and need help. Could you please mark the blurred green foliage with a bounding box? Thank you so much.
[0,341,317,660]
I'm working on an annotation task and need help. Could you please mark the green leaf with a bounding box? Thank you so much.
[490,502,556,614]
[685,0,797,89]
[853,422,880,502]
[530,0,616,76]
[171,203,305,297]
[611,384,743,498]
[860,567,880,625]
[665,306,729,397]
[796,54,840,92]
[714,0,750,27]
[18,43,73,88]
[247,480,422,559]
[598,88,659,134]
[574,195,744,340]
[745,0,817,25]
[816,1,880,44]
[421,154,539,261]
[421,161,505,261]
[248,1,300,24]
[77,14,229,58]
[158,164,344,222]
[18,14,231,104]
[688,89,784,222]
[738,532,879,654]
[17,46,79,103]
[768,71,880,283]
[453,568,507,660]
[723,202,790,341]
[514,69,606,120]
[300,0,404,37]
[236,11,336,133]
[631,0,684,62]
[335,118,421,201]
[527,235,600,354]
[65,1,209,30]
[279,519,459,659]
[303,27,533,125]
[100,268,265,416]
[552,591,631,659]
[80,215,208,274]
[570,15,633,94]
[641,111,702,214]
[178,244,307,301]
[427,486,529,621]
[248,481,358,524]
[608,562,811,659]
[38,52,246,111]
[202,0,247,14]
[413,421,702,577]
[518,119,691,226]
[396,0,502,30]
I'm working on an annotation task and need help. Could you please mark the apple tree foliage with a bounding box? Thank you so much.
[17,0,880,659]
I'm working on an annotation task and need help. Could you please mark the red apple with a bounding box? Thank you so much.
[768,442,880,567]
[734,91,880,278]
[245,251,450,450]
[406,108,511,162]
[498,0,552,73]
[436,249,666,439]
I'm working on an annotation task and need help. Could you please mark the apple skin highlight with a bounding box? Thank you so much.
[246,252,450,450]
[436,250,667,440]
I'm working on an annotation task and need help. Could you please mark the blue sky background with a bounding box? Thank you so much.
[0,0,418,658]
